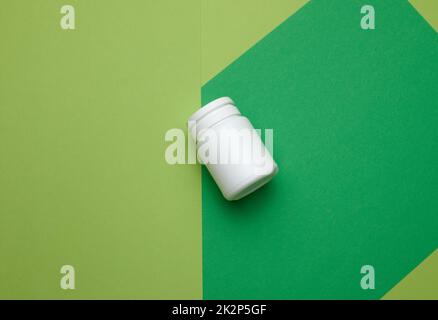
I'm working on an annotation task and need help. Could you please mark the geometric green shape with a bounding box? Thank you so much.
[0,0,201,299]
[409,0,438,32]
[201,0,309,84]
[202,0,438,299]
[383,249,438,300]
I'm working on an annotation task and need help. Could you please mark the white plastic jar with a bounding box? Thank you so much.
[188,97,278,201]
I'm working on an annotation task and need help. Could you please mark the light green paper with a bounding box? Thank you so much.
[383,250,438,300]
[0,0,202,299]
[201,0,309,84]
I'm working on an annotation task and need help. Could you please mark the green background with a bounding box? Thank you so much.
[200,0,308,84]
[0,0,202,299]
[202,0,438,299]
[0,0,437,299]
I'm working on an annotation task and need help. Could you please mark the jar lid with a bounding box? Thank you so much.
[189,97,234,123]
[188,97,240,140]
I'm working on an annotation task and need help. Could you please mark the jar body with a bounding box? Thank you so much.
[189,97,278,201]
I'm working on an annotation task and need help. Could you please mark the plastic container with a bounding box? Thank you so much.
[188,97,278,200]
